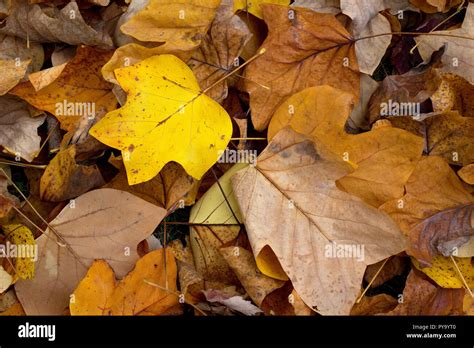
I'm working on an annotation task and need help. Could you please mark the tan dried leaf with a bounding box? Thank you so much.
[231,127,406,315]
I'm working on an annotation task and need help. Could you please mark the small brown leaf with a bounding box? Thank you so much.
[368,48,443,124]
[40,145,105,202]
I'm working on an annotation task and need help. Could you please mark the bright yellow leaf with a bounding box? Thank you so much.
[3,224,36,280]
[412,255,474,288]
[233,0,290,19]
[90,54,232,185]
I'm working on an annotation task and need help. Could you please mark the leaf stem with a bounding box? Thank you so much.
[201,48,266,95]
[143,279,208,316]
[0,161,46,169]
[410,0,466,54]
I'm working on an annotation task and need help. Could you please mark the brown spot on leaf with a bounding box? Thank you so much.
[294,141,320,160]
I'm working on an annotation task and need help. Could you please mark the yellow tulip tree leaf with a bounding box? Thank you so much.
[412,255,474,289]
[234,0,290,19]
[90,54,232,185]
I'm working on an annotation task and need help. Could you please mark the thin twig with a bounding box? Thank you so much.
[356,257,390,303]
[143,279,207,316]
[230,137,266,141]
[165,222,243,226]
[0,168,86,267]
[0,161,46,169]
[450,255,474,298]
[10,206,68,249]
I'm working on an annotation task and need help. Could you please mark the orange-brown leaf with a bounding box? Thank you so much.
[243,4,359,130]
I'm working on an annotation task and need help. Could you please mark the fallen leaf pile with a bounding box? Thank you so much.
[0,0,473,317]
